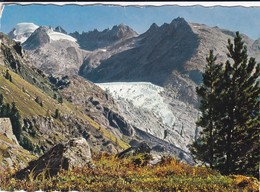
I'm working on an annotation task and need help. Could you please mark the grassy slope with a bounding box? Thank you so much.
[0,155,258,191]
[0,64,128,150]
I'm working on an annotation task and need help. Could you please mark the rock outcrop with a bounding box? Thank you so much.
[15,137,92,179]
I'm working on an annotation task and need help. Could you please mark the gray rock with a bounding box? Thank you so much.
[15,137,92,179]
[0,118,19,145]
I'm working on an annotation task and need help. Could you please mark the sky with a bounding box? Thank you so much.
[1,4,260,40]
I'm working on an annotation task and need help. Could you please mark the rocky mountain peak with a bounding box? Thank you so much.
[146,23,159,34]
[170,17,187,25]
[111,24,138,38]
[54,26,67,34]
[22,26,50,50]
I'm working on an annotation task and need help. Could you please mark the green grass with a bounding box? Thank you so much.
[0,155,258,191]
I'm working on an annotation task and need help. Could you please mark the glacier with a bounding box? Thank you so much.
[96,82,176,128]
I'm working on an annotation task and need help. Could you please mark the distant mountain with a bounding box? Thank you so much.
[8,23,84,75]
[79,17,259,106]
[70,24,138,51]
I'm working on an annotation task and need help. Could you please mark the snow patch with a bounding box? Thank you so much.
[48,31,77,42]
[96,82,176,128]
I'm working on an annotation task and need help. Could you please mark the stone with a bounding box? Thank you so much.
[15,137,92,179]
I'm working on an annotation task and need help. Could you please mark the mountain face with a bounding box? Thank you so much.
[96,82,198,153]
[70,24,138,51]
[80,18,198,84]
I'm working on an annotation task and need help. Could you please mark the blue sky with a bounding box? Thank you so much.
[1,4,260,40]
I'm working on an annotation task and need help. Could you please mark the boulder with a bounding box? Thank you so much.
[117,141,151,158]
[15,137,92,179]
[0,118,19,145]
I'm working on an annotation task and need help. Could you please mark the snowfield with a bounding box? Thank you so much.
[96,82,176,128]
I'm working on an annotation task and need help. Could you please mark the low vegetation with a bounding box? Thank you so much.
[0,154,258,191]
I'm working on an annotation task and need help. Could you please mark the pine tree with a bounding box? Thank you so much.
[54,108,60,119]
[190,32,260,177]
[58,96,63,104]
[220,32,260,176]
[189,50,223,168]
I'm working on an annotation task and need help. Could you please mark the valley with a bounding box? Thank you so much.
[0,6,259,190]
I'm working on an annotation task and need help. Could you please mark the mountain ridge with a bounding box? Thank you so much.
[70,24,138,51]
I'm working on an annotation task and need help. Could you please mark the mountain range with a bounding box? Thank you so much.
[2,17,259,168]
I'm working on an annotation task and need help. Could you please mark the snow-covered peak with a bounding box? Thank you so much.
[9,22,76,44]
[13,23,39,36]
[10,23,39,43]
